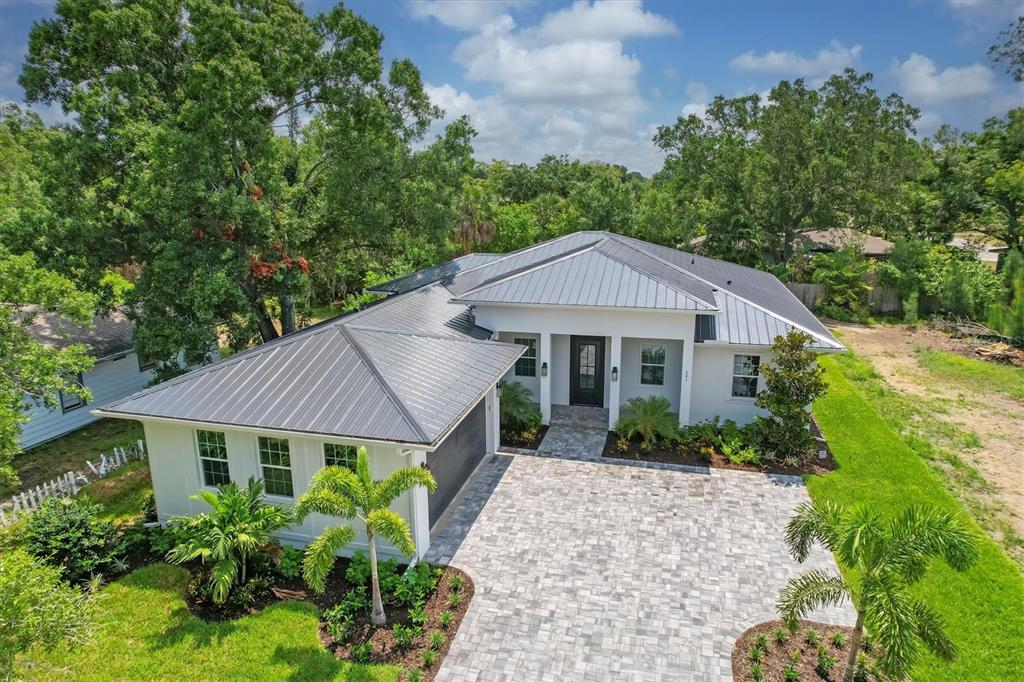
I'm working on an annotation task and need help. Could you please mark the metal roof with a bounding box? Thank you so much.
[450,241,718,311]
[97,283,523,445]
[368,252,504,295]
[22,305,135,358]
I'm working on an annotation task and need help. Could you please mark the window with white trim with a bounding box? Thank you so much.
[731,355,761,398]
[640,344,666,386]
[258,436,294,497]
[59,373,86,413]
[196,430,230,487]
[324,443,358,471]
[514,337,537,377]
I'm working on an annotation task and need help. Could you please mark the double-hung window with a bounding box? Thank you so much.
[324,443,358,471]
[196,430,230,487]
[59,373,86,413]
[731,355,761,398]
[258,436,294,497]
[640,344,666,386]
[514,337,537,377]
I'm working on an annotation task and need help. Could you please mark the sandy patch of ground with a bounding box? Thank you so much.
[829,322,1024,554]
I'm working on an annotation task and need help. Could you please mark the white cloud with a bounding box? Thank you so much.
[730,40,862,77]
[892,53,995,102]
[946,0,1024,22]
[407,1,529,32]
[422,1,677,173]
[681,80,709,118]
[535,0,678,42]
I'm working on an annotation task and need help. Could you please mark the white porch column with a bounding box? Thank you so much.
[678,338,695,427]
[539,331,552,425]
[485,383,499,455]
[409,448,431,558]
[608,334,622,430]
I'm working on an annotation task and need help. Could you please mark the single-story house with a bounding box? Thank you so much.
[690,227,894,259]
[20,306,158,449]
[94,231,844,559]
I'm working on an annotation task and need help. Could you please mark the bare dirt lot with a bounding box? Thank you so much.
[830,322,1024,562]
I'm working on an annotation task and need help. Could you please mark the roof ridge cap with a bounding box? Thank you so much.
[453,240,604,298]
[344,324,519,347]
[339,326,431,442]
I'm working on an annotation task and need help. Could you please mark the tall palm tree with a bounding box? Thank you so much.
[777,500,978,681]
[296,447,436,626]
[166,478,295,604]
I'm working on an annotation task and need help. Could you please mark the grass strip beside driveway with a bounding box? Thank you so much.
[811,355,1024,681]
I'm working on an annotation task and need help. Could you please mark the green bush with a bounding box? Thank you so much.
[499,381,542,432]
[273,545,304,580]
[0,550,96,679]
[754,330,827,460]
[24,498,120,583]
[615,396,677,446]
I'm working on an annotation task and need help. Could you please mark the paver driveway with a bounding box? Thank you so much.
[425,454,852,681]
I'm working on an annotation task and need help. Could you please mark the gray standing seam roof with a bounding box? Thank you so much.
[98,283,523,445]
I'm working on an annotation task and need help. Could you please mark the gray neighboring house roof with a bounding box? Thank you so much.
[23,305,135,359]
[96,283,524,446]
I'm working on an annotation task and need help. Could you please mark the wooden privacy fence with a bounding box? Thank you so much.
[785,283,904,315]
[0,439,146,527]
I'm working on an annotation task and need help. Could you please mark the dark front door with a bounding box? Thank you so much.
[570,336,605,407]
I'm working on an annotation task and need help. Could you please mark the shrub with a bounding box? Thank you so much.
[439,610,454,629]
[406,669,423,682]
[499,381,542,432]
[24,497,120,583]
[392,623,420,649]
[274,545,304,580]
[753,634,768,650]
[754,330,827,459]
[393,562,438,607]
[782,665,800,682]
[811,245,870,315]
[830,631,847,648]
[852,653,871,682]
[805,628,820,646]
[615,396,677,446]
[429,629,445,651]
[351,642,373,663]
[447,590,462,609]
[323,603,355,641]
[748,645,762,663]
[449,573,463,593]
[616,435,630,454]
[816,646,837,677]
[0,550,96,680]
[774,627,789,644]
[166,478,294,605]
[409,603,428,625]
[421,649,437,668]
[748,662,763,682]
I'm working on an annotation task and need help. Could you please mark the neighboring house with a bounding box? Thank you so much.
[94,231,843,559]
[950,232,1008,270]
[690,227,894,259]
[20,306,156,449]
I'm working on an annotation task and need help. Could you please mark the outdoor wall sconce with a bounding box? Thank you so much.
[611,366,619,382]
[541,362,548,377]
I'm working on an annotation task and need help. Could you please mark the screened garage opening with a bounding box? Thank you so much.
[426,400,486,525]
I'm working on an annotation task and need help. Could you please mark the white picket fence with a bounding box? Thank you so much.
[0,439,146,527]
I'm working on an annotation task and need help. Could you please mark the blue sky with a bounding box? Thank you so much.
[2,1,1022,174]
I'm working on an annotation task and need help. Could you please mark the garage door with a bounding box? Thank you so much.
[426,400,486,525]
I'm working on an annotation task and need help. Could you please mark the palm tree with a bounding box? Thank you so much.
[296,447,436,626]
[777,500,978,681]
[166,478,295,604]
[499,380,541,431]
[615,395,678,446]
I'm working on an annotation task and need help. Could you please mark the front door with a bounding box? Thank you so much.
[570,336,605,407]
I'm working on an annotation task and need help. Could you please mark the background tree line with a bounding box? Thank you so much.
[2,0,1022,482]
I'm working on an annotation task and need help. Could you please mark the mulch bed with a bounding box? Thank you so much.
[601,418,836,476]
[732,619,873,682]
[500,424,548,450]
[181,555,472,679]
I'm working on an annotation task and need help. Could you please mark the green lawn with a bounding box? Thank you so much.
[6,419,144,496]
[916,348,1024,403]
[78,459,153,524]
[24,564,399,681]
[812,354,1024,681]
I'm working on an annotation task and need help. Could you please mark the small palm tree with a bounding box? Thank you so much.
[166,478,295,604]
[777,500,978,681]
[296,447,436,626]
[615,395,677,446]
[499,380,541,431]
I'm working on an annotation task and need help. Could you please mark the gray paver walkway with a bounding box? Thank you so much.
[425,454,852,681]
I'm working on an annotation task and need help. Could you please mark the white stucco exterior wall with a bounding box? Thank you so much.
[143,420,424,559]
[619,338,684,411]
[689,345,772,426]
